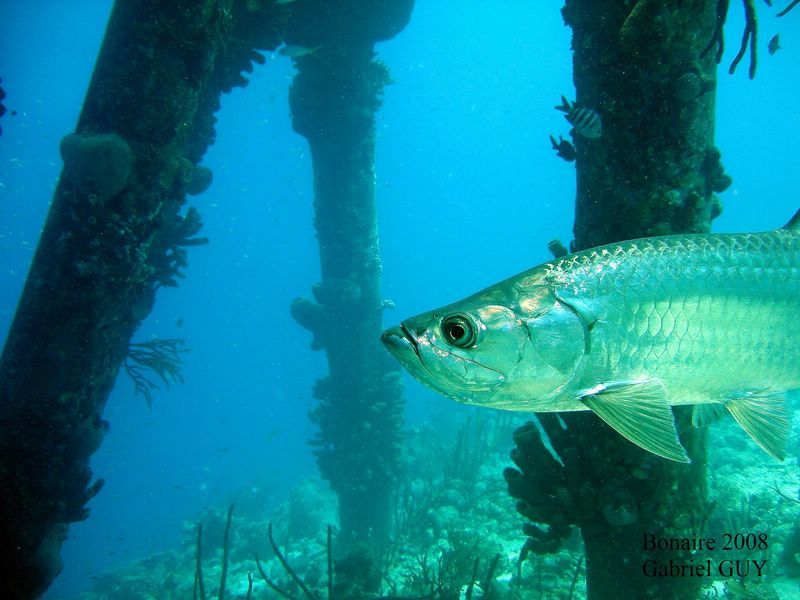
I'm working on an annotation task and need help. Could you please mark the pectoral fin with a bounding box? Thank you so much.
[578,379,690,463]
[724,390,789,461]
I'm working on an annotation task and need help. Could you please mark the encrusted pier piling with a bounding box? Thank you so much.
[507,2,728,598]
[288,0,413,547]
[0,1,280,596]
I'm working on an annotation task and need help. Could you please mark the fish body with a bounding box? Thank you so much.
[0,77,5,135]
[382,214,800,461]
[768,34,781,55]
[278,44,319,58]
[555,96,602,139]
[549,134,577,162]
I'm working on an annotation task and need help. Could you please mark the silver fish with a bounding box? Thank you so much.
[382,212,800,462]
[556,95,602,139]
[278,44,319,58]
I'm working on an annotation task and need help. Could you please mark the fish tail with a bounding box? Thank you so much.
[554,95,572,113]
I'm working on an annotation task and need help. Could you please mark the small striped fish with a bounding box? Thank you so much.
[556,95,602,139]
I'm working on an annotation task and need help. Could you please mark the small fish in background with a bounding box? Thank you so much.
[549,134,577,162]
[555,95,602,139]
[275,0,297,4]
[278,44,319,58]
[0,77,6,136]
[263,427,281,443]
[768,34,782,55]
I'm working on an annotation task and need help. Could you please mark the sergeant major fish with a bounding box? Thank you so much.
[382,211,800,462]
[555,95,602,139]
[549,134,577,162]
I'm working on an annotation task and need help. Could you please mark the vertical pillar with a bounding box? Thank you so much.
[0,1,281,596]
[288,0,413,545]
[561,1,726,597]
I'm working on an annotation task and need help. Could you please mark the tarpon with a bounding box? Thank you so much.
[382,211,800,462]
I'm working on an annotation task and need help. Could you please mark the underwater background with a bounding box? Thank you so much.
[0,1,799,598]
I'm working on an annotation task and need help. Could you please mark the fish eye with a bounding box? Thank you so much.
[441,314,476,348]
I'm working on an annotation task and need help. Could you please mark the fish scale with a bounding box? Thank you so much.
[547,231,800,407]
[383,215,800,461]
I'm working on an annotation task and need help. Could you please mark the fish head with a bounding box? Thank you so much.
[382,283,587,408]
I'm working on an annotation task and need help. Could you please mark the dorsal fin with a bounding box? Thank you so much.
[783,208,800,230]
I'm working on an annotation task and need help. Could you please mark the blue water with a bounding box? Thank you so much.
[0,1,798,598]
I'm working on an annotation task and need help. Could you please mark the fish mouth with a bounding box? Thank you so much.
[400,323,420,357]
[381,323,420,360]
[382,323,504,395]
